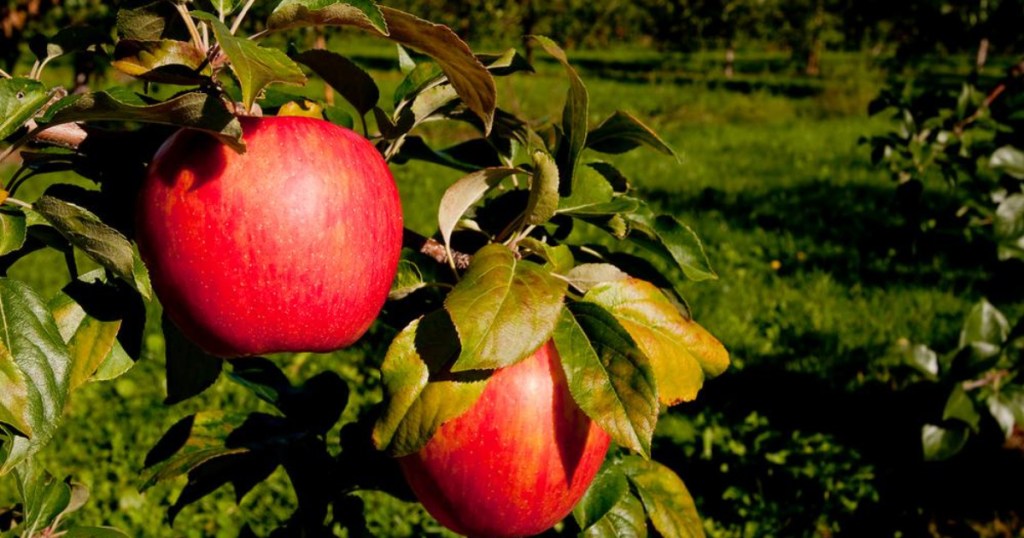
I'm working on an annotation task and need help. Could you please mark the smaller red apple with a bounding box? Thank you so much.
[400,340,611,537]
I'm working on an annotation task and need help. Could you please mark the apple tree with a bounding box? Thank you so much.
[0,1,729,536]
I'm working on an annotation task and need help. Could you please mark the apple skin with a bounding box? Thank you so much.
[400,340,611,538]
[136,116,402,357]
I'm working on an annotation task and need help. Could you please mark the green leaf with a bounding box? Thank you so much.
[14,460,71,535]
[39,91,244,152]
[995,193,1024,262]
[627,208,717,282]
[49,291,123,392]
[193,13,306,114]
[566,264,629,293]
[574,464,631,530]
[517,238,574,274]
[445,245,567,372]
[0,279,71,474]
[959,298,1009,349]
[372,312,489,456]
[986,388,1024,439]
[525,151,559,226]
[942,384,980,432]
[581,492,647,538]
[922,424,968,461]
[117,0,185,41]
[587,111,678,159]
[393,60,442,108]
[621,456,705,538]
[112,39,210,85]
[30,196,150,298]
[531,36,588,193]
[292,49,379,116]
[269,0,388,35]
[389,259,426,301]
[29,26,107,65]
[558,166,639,217]
[990,145,1024,179]
[204,0,239,18]
[437,167,519,251]
[162,315,222,405]
[904,343,939,379]
[0,79,49,141]
[0,209,26,257]
[553,303,657,457]
[585,278,727,404]
[268,6,496,132]
[140,411,248,490]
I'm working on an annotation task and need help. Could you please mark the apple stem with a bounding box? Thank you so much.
[3,196,33,210]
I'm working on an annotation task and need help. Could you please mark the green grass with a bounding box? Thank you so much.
[2,49,1018,536]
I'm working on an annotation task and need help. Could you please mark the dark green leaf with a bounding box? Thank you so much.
[621,456,705,538]
[995,194,1024,262]
[990,146,1024,179]
[268,0,388,35]
[531,36,588,194]
[14,460,70,535]
[31,196,150,299]
[269,6,496,131]
[586,278,728,405]
[163,315,222,405]
[0,279,71,474]
[566,264,629,293]
[141,411,248,489]
[0,79,49,141]
[627,208,717,282]
[39,91,243,152]
[292,49,379,116]
[30,26,108,64]
[942,384,980,432]
[437,167,519,251]
[587,111,677,159]
[445,245,567,372]
[193,13,306,113]
[112,39,210,85]
[525,151,559,226]
[581,492,647,538]
[116,1,185,41]
[553,303,657,457]
[922,424,968,461]
[372,312,489,456]
[0,209,26,257]
[574,464,630,530]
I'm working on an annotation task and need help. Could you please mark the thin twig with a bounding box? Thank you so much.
[0,67,11,79]
[230,0,257,35]
[403,229,472,270]
[955,57,1024,135]
[3,196,33,209]
[175,2,205,52]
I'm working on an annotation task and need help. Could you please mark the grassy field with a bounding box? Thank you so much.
[2,46,1020,536]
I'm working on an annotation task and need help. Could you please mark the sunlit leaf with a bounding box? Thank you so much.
[49,290,123,392]
[566,264,629,293]
[437,167,519,251]
[525,151,559,225]
[587,110,677,159]
[31,196,150,299]
[445,245,566,371]
[990,145,1024,179]
[372,312,489,456]
[621,456,705,538]
[904,343,939,379]
[922,424,968,461]
[0,78,49,141]
[112,39,210,85]
[987,388,1024,439]
[942,384,980,432]
[553,303,657,457]
[0,279,71,474]
[193,13,306,114]
[14,459,71,535]
[531,36,588,193]
[959,298,1009,349]
[269,0,388,34]
[389,259,426,300]
[995,193,1024,262]
[0,209,26,257]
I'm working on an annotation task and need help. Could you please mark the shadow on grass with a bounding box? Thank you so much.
[647,180,1024,301]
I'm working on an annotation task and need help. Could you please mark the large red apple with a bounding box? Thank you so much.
[400,340,611,537]
[136,116,402,357]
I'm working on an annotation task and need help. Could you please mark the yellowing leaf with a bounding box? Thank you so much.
[585,278,728,405]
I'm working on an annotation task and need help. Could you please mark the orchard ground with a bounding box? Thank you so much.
[2,42,1021,536]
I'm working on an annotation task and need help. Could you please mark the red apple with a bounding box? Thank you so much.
[136,116,402,357]
[400,340,611,537]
